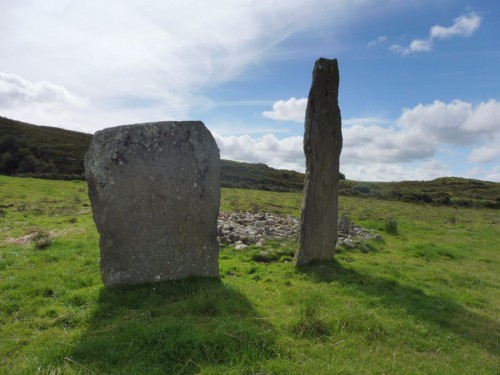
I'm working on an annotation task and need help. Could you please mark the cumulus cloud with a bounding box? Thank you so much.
[213,133,305,171]
[223,98,500,181]
[485,166,500,182]
[430,12,482,39]
[0,72,87,108]
[262,97,307,122]
[468,146,499,164]
[391,12,482,56]
[398,99,500,141]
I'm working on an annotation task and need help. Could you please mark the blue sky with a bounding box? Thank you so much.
[1,0,499,181]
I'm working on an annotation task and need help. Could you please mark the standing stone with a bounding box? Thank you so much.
[85,121,220,287]
[295,58,343,266]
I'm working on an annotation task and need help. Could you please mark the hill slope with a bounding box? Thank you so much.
[1,116,499,208]
[0,117,305,191]
[0,116,92,178]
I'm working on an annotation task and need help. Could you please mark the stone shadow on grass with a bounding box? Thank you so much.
[71,278,277,374]
[298,261,499,355]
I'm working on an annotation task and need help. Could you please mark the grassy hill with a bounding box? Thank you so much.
[0,176,498,374]
[0,116,305,191]
[0,116,92,179]
[1,116,499,207]
[340,178,500,209]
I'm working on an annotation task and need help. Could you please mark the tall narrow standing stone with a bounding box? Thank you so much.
[295,58,343,266]
[85,121,220,287]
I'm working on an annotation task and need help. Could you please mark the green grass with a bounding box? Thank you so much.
[0,176,499,374]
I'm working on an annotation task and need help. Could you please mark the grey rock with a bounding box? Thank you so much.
[295,58,343,266]
[338,212,350,234]
[85,121,220,287]
[342,238,356,249]
[216,211,378,252]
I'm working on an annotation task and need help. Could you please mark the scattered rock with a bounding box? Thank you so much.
[217,211,298,246]
[218,211,379,251]
[342,238,356,249]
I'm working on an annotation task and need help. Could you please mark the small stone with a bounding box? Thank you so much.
[343,238,356,249]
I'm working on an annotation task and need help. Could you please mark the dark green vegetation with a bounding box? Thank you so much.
[1,176,499,374]
[2,116,499,207]
[0,116,308,192]
[340,178,500,209]
[0,116,92,179]
[219,159,305,192]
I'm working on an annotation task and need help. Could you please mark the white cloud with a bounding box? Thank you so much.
[409,39,433,53]
[465,166,500,182]
[389,44,410,55]
[262,97,307,122]
[468,145,498,164]
[0,0,368,131]
[341,159,452,182]
[398,100,473,145]
[390,39,433,56]
[430,12,482,39]
[463,99,500,133]
[485,166,500,182]
[226,99,500,181]
[0,72,87,108]
[367,36,387,48]
[213,133,305,171]
[391,12,482,56]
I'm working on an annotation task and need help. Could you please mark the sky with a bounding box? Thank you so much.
[1,0,499,182]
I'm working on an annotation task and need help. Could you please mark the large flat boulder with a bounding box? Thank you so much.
[85,121,220,287]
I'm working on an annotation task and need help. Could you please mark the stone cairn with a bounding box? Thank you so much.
[85,121,220,287]
[295,58,343,266]
[217,211,382,250]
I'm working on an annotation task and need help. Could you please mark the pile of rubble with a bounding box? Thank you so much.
[217,211,383,250]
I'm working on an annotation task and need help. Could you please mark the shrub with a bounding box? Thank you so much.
[32,229,52,249]
[385,218,398,235]
[353,184,371,194]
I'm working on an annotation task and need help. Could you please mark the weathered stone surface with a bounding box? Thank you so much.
[295,58,343,266]
[85,121,220,287]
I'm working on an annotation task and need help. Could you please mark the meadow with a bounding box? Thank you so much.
[0,175,498,374]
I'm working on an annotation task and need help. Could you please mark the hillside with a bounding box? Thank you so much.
[0,116,305,191]
[340,178,500,209]
[1,116,499,208]
[0,116,92,179]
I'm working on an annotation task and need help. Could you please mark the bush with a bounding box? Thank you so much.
[385,218,398,235]
[32,229,52,249]
[353,184,371,194]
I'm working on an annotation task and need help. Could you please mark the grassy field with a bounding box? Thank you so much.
[0,176,499,374]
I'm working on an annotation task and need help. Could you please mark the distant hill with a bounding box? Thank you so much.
[0,116,92,179]
[339,178,500,209]
[0,116,306,191]
[1,116,499,208]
